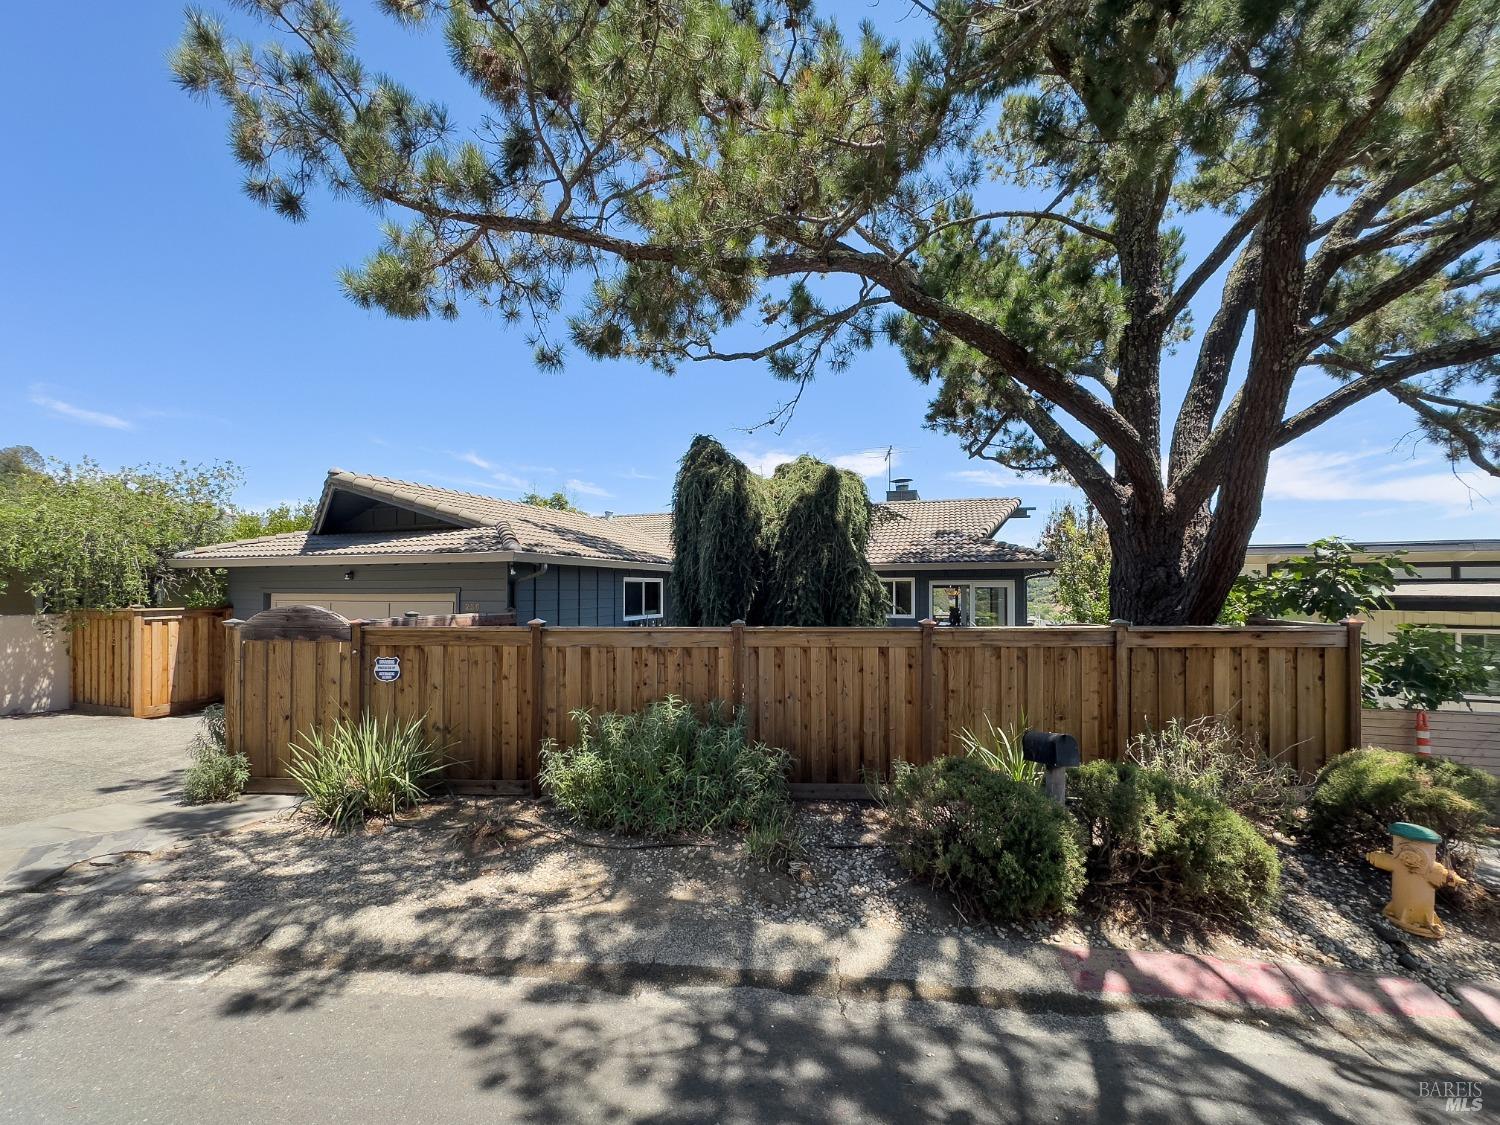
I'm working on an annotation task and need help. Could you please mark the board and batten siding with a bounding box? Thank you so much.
[226,563,512,622]
[510,565,668,627]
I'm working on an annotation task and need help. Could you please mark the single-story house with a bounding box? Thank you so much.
[1244,538,1500,710]
[171,469,1053,627]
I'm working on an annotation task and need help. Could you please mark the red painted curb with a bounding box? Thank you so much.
[1057,946,1457,1020]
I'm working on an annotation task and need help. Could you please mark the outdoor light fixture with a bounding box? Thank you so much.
[343,570,355,582]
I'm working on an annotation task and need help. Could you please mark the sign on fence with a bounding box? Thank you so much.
[372,656,401,684]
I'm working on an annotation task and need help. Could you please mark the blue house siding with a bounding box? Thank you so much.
[875,568,1035,627]
[497,564,668,627]
[224,563,512,621]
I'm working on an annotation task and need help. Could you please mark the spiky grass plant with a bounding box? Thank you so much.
[288,714,449,831]
[956,715,1041,785]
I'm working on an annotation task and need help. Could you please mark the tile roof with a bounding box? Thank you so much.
[867,498,1047,565]
[174,470,1051,570]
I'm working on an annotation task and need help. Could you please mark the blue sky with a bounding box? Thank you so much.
[1,2,1493,548]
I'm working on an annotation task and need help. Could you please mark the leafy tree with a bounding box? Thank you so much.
[1240,538,1415,622]
[669,439,884,625]
[0,446,43,480]
[1363,624,1496,709]
[225,499,317,540]
[1036,502,1111,623]
[0,459,240,612]
[521,490,582,512]
[175,0,1500,623]
[670,435,763,625]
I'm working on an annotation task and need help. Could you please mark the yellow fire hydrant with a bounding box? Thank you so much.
[1366,822,1465,939]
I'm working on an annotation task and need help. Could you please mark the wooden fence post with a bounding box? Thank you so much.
[528,619,546,792]
[129,609,147,719]
[223,620,243,755]
[730,619,746,710]
[919,618,936,763]
[1344,617,1363,751]
[1109,619,1131,761]
[348,620,365,722]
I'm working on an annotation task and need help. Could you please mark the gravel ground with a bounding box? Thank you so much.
[44,796,1499,992]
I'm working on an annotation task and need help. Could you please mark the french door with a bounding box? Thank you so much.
[930,581,1010,627]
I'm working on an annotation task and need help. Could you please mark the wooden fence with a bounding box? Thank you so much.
[226,608,1362,790]
[71,607,230,718]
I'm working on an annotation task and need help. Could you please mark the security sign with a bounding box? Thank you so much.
[372,656,401,684]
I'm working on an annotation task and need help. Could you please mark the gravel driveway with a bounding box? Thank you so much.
[0,711,201,828]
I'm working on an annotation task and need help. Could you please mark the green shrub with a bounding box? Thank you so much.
[181,704,248,804]
[1127,716,1298,828]
[182,747,250,803]
[538,696,795,859]
[1070,761,1281,918]
[880,755,1085,921]
[956,716,1042,785]
[288,714,449,830]
[1307,748,1490,848]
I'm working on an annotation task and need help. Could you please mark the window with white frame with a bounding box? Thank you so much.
[1455,630,1500,697]
[623,577,664,621]
[881,577,915,618]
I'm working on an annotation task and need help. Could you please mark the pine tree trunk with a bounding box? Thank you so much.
[1106,497,1251,626]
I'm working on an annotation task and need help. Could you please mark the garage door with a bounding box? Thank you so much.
[270,592,457,620]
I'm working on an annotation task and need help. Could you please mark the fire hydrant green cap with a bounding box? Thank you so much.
[1389,821,1441,843]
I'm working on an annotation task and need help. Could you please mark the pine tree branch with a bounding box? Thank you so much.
[1389,385,1500,476]
[1162,198,1264,323]
[1276,332,1500,445]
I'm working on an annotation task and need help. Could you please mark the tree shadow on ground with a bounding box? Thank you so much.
[0,796,1495,1123]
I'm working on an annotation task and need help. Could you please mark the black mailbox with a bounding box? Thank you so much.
[1021,730,1081,769]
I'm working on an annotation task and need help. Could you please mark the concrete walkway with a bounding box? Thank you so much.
[0,791,301,891]
[0,711,298,891]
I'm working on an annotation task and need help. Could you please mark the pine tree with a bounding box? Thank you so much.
[175,0,1500,622]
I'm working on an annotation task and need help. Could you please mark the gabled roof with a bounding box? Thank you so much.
[868,498,1045,565]
[174,469,673,568]
[173,470,1051,571]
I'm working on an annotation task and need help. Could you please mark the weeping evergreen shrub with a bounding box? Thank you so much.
[669,435,764,625]
[668,439,886,627]
[758,456,887,626]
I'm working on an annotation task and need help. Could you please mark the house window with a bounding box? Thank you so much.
[930,581,1011,627]
[623,577,664,621]
[881,578,915,618]
[1400,564,1456,581]
[1456,631,1500,698]
[1459,565,1500,580]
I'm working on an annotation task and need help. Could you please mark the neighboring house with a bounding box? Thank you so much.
[1245,539,1500,712]
[170,470,1053,627]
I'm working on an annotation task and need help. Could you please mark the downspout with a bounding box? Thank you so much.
[509,562,549,619]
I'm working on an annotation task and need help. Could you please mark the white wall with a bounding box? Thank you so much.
[0,614,70,716]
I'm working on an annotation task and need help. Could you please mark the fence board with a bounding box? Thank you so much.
[71,608,229,717]
[227,619,1360,786]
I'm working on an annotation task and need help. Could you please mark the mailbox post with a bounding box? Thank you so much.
[1022,730,1081,806]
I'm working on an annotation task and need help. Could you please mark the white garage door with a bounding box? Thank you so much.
[270,592,457,620]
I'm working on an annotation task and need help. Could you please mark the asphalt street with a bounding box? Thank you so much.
[1,961,1489,1123]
